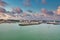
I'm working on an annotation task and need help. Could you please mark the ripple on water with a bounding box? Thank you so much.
[0,23,60,40]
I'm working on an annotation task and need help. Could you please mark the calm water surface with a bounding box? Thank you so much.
[0,23,60,40]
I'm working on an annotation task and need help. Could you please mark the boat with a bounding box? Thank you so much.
[53,22,60,25]
[19,21,41,26]
[47,22,56,24]
[19,23,40,26]
[47,21,60,25]
[47,13,57,24]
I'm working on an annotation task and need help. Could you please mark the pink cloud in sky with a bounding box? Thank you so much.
[23,0,31,7]
[12,7,23,14]
[0,0,8,7]
[41,8,48,16]
[0,7,6,13]
[42,0,46,4]
[56,6,60,15]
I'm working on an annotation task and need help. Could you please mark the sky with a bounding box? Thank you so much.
[0,0,60,20]
[2,0,60,12]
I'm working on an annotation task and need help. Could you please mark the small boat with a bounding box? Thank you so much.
[47,18,56,24]
[47,22,56,24]
[53,22,60,25]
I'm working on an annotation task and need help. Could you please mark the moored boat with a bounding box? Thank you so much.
[19,21,41,26]
[47,22,56,24]
[53,22,60,25]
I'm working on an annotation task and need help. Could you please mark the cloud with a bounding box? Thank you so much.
[41,8,54,16]
[23,0,31,6]
[56,6,60,15]
[12,7,23,14]
[27,10,33,13]
[0,0,8,7]
[0,7,6,13]
[41,7,60,17]
[41,8,47,13]
[42,0,46,4]
[41,8,48,16]
[46,11,54,15]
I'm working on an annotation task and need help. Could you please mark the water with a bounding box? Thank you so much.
[0,23,60,40]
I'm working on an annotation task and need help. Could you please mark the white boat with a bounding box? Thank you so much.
[47,21,56,24]
[19,20,41,26]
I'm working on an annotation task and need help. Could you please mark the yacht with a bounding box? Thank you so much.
[19,20,42,26]
[47,21,56,24]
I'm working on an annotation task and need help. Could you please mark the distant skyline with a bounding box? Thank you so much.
[2,0,60,12]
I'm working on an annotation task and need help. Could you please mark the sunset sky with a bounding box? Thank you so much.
[2,0,60,12]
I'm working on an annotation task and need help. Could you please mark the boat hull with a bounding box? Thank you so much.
[19,23,41,26]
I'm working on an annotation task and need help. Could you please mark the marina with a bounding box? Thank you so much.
[0,0,60,40]
[0,19,60,26]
